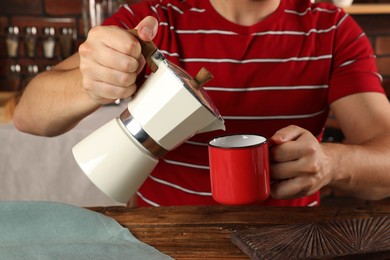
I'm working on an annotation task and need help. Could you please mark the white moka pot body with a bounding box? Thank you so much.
[128,57,223,151]
[72,118,158,204]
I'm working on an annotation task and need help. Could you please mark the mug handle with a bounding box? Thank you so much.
[128,29,158,72]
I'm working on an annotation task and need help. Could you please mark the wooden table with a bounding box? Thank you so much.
[90,205,390,259]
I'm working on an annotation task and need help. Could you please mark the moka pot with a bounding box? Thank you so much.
[72,30,225,203]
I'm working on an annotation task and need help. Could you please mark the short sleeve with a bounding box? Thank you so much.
[328,12,384,104]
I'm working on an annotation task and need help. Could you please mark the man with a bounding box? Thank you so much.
[13,0,390,206]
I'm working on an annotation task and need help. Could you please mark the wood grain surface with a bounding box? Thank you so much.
[89,205,390,259]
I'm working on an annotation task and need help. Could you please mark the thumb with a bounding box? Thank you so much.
[135,16,158,41]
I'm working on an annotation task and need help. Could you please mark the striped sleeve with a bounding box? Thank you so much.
[328,12,384,103]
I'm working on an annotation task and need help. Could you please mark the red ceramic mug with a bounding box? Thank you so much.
[208,134,270,205]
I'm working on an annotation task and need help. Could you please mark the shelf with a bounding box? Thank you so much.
[344,4,390,14]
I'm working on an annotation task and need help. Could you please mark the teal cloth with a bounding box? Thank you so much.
[0,201,172,260]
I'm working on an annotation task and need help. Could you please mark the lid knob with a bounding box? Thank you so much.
[193,67,213,90]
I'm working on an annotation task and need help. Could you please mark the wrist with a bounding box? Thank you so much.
[322,142,351,189]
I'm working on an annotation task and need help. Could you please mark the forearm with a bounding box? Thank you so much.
[13,68,101,136]
[325,134,390,200]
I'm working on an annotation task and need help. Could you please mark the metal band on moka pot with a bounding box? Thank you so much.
[119,109,168,158]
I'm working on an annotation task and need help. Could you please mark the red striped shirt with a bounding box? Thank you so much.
[104,0,384,207]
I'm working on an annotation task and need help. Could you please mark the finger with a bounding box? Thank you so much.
[270,160,308,180]
[81,58,138,88]
[86,81,137,102]
[136,55,146,75]
[270,130,316,163]
[270,142,324,181]
[93,47,140,74]
[271,176,319,200]
[269,141,301,162]
[79,29,142,78]
[270,155,323,180]
[135,16,159,41]
[86,26,142,59]
[270,125,305,145]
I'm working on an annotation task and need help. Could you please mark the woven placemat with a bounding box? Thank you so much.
[232,216,389,259]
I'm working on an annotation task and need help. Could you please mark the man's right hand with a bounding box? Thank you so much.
[78,16,158,105]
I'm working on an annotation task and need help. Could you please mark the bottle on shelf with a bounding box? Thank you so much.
[42,27,56,59]
[25,27,38,58]
[8,64,21,91]
[59,27,75,58]
[6,26,20,58]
